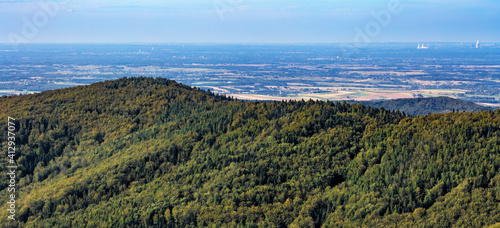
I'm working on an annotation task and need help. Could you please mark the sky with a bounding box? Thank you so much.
[0,0,499,44]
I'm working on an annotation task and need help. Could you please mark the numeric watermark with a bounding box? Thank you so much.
[6,117,17,221]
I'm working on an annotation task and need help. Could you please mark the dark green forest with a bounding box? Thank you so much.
[0,77,499,227]
[353,96,489,116]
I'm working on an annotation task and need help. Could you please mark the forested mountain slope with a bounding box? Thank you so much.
[0,77,499,227]
[354,96,489,116]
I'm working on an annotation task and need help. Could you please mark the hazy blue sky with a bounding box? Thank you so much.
[1,0,499,44]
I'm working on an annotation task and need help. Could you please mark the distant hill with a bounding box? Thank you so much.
[351,96,489,116]
[1,78,500,227]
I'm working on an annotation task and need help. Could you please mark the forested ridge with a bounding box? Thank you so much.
[0,77,499,227]
[353,96,489,116]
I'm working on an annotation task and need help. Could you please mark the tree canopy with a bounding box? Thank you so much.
[0,77,499,227]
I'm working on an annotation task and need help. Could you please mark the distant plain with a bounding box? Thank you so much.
[1,43,499,106]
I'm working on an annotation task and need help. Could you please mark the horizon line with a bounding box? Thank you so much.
[1,41,499,46]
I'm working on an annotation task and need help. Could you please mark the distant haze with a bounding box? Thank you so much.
[1,0,499,44]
